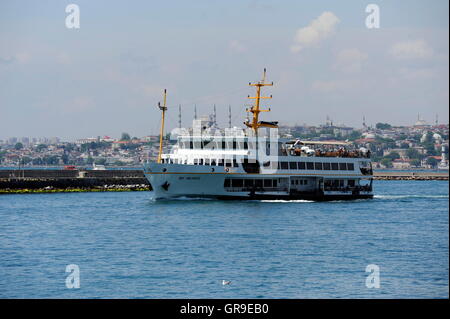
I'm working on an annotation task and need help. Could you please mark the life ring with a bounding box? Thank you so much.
[225,167,230,173]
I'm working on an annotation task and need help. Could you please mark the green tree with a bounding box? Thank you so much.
[14,142,23,150]
[376,123,392,130]
[121,132,131,141]
[381,158,393,168]
[410,159,421,167]
[426,157,439,167]
[36,144,47,152]
[385,152,400,160]
[94,158,107,165]
[406,149,424,160]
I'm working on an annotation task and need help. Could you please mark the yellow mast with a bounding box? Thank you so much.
[245,68,276,132]
[157,89,167,163]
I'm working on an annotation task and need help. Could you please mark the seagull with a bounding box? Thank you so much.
[222,280,231,285]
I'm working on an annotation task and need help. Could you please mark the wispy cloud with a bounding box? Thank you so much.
[291,11,340,53]
[334,48,368,73]
[390,39,433,59]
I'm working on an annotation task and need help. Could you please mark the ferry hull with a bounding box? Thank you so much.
[143,163,373,201]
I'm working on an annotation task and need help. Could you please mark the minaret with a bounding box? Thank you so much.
[178,104,182,129]
[228,105,232,128]
[213,104,217,126]
[194,104,197,120]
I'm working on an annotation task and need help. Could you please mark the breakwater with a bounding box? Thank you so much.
[0,169,447,194]
[0,169,151,194]
[373,171,448,181]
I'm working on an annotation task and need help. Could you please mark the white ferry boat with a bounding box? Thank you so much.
[144,70,374,200]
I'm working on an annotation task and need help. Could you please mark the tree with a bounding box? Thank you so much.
[94,158,107,165]
[14,142,23,150]
[410,159,421,167]
[385,152,400,160]
[36,144,47,152]
[381,158,393,168]
[376,123,392,130]
[406,149,424,160]
[426,157,439,167]
[121,132,131,141]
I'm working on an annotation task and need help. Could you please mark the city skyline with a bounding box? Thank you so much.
[1,0,449,140]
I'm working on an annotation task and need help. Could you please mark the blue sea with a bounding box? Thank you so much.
[0,180,448,298]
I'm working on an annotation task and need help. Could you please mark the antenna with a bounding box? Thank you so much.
[178,104,182,129]
[157,89,167,164]
[213,104,217,126]
[228,105,232,128]
[194,104,197,120]
[245,68,275,132]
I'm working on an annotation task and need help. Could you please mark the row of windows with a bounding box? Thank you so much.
[291,179,308,186]
[224,178,279,188]
[324,179,356,187]
[276,161,354,171]
[180,141,249,150]
[193,158,239,167]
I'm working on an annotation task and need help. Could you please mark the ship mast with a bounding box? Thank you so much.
[157,89,167,164]
[245,68,276,133]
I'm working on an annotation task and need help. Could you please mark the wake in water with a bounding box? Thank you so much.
[374,194,449,200]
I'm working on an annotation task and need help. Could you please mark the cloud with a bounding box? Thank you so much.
[291,11,340,53]
[229,40,247,53]
[390,40,433,59]
[311,79,355,92]
[334,48,368,73]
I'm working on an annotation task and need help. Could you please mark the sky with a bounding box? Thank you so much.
[0,0,448,141]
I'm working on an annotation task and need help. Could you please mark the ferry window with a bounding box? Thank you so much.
[233,159,238,167]
[347,163,354,170]
[232,141,237,150]
[277,162,281,169]
[255,179,263,188]
[304,180,308,185]
[291,180,295,185]
[314,162,323,170]
[323,163,331,170]
[273,179,278,187]
[224,179,231,187]
[222,141,226,149]
[263,161,271,167]
[263,179,272,187]
[194,159,198,165]
[218,159,224,166]
[298,162,306,170]
[339,180,344,187]
[331,163,339,170]
[244,179,254,187]
[289,162,297,170]
[232,179,243,187]
[199,159,204,165]
[244,141,248,150]
[339,163,347,170]
[281,162,288,169]
[225,160,232,167]
[306,162,314,170]
[204,159,210,166]
[194,141,201,149]
[271,162,278,170]
[190,141,193,149]
[211,160,216,166]
[348,180,355,187]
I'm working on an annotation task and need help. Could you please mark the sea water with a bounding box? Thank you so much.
[0,180,448,298]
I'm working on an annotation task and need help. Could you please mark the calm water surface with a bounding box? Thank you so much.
[0,180,448,298]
